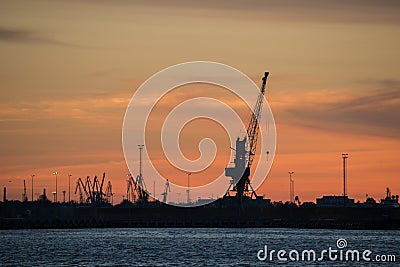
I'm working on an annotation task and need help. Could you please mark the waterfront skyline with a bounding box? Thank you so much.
[1,1,399,203]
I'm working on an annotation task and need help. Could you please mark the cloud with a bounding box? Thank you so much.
[95,0,400,25]
[0,94,131,130]
[357,79,400,91]
[278,85,400,139]
[0,27,79,47]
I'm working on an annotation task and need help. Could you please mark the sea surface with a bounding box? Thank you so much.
[0,228,398,266]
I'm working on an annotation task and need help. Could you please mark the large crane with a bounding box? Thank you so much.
[126,145,150,203]
[105,181,113,204]
[126,173,149,203]
[74,173,112,204]
[161,179,171,203]
[92,173,106,203]
[225,72,269,201]
[75,177,90,203]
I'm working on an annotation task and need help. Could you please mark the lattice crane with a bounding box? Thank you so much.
[225,72,269,201]
[161,179,171,203]
[126,173,149,203]
[74,173,112,204]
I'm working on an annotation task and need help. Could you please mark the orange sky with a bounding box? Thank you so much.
[0,0,399,203]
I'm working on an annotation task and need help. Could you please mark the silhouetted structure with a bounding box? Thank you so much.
[74,173,113,204]
[381,187,400,208]
[0,190,399,230]
[342,153,348,196]
[38,188,48,202]
[316,196,355,207]
[225,72,269,202]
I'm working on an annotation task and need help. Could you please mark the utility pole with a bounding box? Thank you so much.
[187,172,191,204]
[22,180,28,202]
[68,174,72,202]
[138,145,144,179]
[53,171,58,202]
[291,176,294,203]
[31,174,35,201]
[288,171,294,203]
[342,154,348,197]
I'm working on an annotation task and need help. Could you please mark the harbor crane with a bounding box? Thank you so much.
[161,179,171,203]
[92,173,106,203]
[75,177,89,203]
[74,172,113,204]
[225,72,269,202]
[126,144,151,203]
[105,181,113,204]
[126,173,150,203]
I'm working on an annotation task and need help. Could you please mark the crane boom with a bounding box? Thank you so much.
[99,172,105,193]
[246,72,268,168]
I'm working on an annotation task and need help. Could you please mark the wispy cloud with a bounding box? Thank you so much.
[357,79,400,91]
[94,0,400,25]
[0,94,130,129]
[0,27,80,47]
[279,86,400,139]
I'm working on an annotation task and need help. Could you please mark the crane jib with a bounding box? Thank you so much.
[246,72,269,168]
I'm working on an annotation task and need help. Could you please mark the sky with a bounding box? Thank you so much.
[0,0,399,203]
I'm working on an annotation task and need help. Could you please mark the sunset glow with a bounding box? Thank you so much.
[1,0,399,203]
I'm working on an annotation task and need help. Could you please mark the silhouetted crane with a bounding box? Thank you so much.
[225,72,269,201]
[105,181,113,204]
[74,173,112,204]
[126,173,149,203]
[161,179,171,203]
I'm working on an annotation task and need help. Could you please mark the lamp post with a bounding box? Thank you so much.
[138,144,144,178]
[342,153,348,197]
[186,172,191,204]
[288,171,294,203]
[53,171,58,202]
[68,174,72,202]
[31,174,35,201]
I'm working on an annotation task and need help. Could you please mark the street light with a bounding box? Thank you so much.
[53,171,58,202]
[31,174,35,202]
[187,172,191,204]
[288,171,294,203]
[68,174,72,202]
[342,153,348,197]
[138,144,144,178]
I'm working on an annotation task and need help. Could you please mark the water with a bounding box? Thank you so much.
[0,228,398,266]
